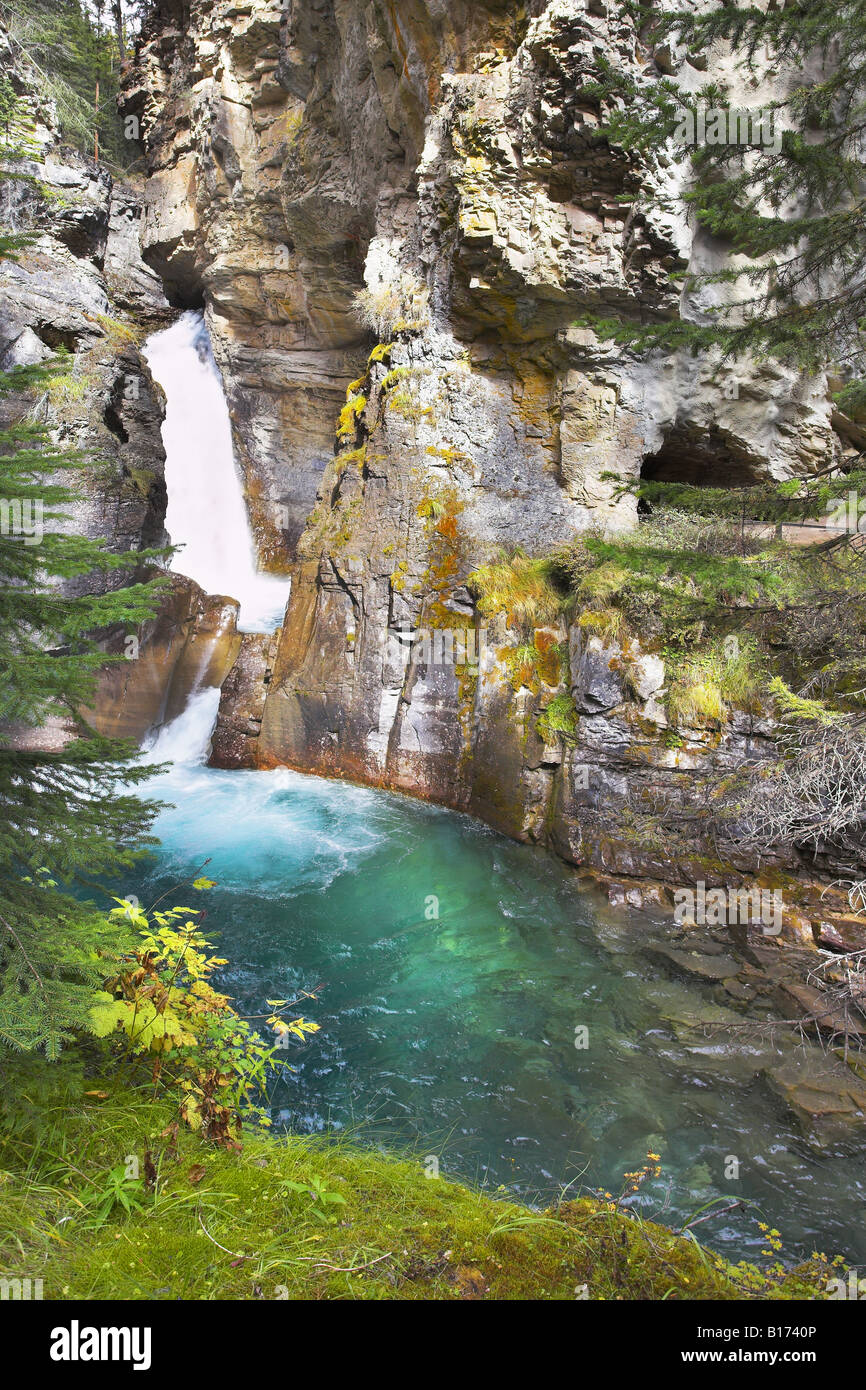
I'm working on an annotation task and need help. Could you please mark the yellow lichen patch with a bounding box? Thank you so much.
[368,341,395,365]
[336,445,367,474]
[337,391,367,443]
[426,443,470,467]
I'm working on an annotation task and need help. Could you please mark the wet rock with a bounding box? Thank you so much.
[644,944,742,983]
[723,978,756,1002]
[211,631,281,768]
[816,918,866,953]
[84,576,242,741]
[776,982,866,1042]
[763,1059,866,1127]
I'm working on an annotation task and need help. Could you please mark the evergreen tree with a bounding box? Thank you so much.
[0,85,166,1055]
[1,0,136,169]
[0,360,168,1055]
[590,1,866,400]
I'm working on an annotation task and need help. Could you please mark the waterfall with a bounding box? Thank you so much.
[143,310,291,636]
[140,310,292,764]
[143,687,222,766]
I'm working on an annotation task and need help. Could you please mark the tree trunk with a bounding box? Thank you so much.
[111,1,125,61]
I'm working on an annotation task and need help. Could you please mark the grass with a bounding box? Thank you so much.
[578,606,624,644]
[46,370,93,407]
[0,1073,841,1302]
[667,678,726,729]
[536,692,578,743]
[92,313,145,350]
[469,549,565,629]
[665,639,766,728]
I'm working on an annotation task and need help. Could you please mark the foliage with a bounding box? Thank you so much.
[587,1,866,384]
[0,347,168,1055]
[1,0,139,169]
[468,549,566,629]
[79,1162,146,1228]
[90,890,319,1146]
[536,692,578,743]
[279,1173,347,1225]
[663,638,765,729]
[0,1082,844,1300]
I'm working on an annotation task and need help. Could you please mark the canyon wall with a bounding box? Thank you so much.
[0,28,245,744]
[0,25,169,570]
[119,0,856,907]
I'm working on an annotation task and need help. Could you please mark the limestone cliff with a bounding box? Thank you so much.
[0,25,251,746]
[0,24,169,578]
[116,0,859,913]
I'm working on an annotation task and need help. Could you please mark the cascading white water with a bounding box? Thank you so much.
[143,687,223,765]
[141,310,292,763]
[143,310,291,636]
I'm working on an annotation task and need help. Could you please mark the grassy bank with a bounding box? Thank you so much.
[0,1070,839,1301]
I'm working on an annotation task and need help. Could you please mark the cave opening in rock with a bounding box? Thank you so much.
[638,425,763,514]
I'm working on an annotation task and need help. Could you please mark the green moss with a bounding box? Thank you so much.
[536,692,578,743]
[0,1083,839,1302]
[380,366,412,393]
[125,467,156,498]
[368,342,395,366]
[577,561,630,607]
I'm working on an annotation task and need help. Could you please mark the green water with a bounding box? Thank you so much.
[135,762,866,1264]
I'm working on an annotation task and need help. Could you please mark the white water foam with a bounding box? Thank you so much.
[143,686,222,766]
[143,310,291,635]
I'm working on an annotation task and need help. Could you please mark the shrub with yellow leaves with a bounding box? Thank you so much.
[89,885,319,1149]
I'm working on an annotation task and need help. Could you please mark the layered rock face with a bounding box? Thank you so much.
[84,576,242,742]
[124,1,846,896]
[0,31,170,576]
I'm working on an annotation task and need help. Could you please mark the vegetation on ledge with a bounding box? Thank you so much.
[0,1076,841,1302]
